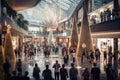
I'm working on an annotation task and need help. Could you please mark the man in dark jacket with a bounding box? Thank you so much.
[33,63,40,80]
[60,64,68,80]
[22,71,30,80]
[69,63,78,80]
[42,65,53,80]
[105,64,115,80]
[3,59,11,75]
[91,63,100,80]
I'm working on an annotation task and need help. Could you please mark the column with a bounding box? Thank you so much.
[89,0,92,12]
[113,0,119,19]
[113,0,119,11]
[90,0,94,11]
[63,22,65,30]
[19,36,24,48]
[113,38,118,80]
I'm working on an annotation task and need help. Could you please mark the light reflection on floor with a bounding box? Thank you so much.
[21,48,67,79]
[20,48,120,80]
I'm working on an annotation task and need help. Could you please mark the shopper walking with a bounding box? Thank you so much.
[91,63,100,80]
[105,64,115,80]
[53,60,61,80]
[63,54,69,65]
[3,59,11,76]
[42,65,53,80]
[69,63,78,80]
[33,63,41,80]
[82,68,90,80]
[60,64,68,80]
[16,59,22,73]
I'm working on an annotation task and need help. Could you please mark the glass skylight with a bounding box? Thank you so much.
[18,0,81,26]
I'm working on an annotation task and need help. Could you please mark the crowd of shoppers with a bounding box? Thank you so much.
[90,8,120,25]
[3,56,117,80]
[3,41,119,80]
[81,49,100,64]
[2,58,77,80]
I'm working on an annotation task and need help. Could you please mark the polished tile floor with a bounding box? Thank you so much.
[20,47,82,80]
[21,47,69,79]
[19,47,120,80]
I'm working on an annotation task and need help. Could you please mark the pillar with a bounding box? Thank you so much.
[48,30,53,45]
[113,0,119,19]
[70,17,78,48]
[113,0,119,11]
[63,22,65,30]
[4,28,16,71]
[89,0,94,12]
[88,0,91,12]
[113,38,118,80]
[19,36,24,48]
[77,0,94,56]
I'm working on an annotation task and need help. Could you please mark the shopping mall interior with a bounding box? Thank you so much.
[0,0,120,80]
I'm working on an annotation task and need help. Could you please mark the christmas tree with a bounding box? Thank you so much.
[4,28,16,70]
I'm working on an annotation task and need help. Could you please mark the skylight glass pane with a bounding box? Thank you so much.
[18,0,82,26]
[45,0,52,4]
[58,0,70,8]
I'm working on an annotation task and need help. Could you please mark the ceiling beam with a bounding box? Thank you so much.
[58,1,70,7]
[42,0,67,11]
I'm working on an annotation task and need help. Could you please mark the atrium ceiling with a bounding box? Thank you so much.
[18,0,81,26]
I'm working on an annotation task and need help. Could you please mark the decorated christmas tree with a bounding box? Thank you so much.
[70,17,78,48]
[4,28,16,70]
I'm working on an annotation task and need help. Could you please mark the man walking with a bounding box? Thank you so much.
[69,63,78,80]
[91,63,100,80]
[60,64,68,80]
[53,60,61,80]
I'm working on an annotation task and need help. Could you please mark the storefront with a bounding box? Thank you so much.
[11,36,19,50]
[93,38,120,52]
[96,38,113,52]
[93,38,120,70]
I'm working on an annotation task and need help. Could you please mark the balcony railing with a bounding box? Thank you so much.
[1,1,28,32]
[28,29,71,37]
[11,17,28,35]
[89,10,120,26]
[2,11,28,35]
[88,1,120,25]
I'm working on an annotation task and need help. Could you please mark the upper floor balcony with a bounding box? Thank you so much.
[89,1,118,25]
[1,4,28,35]
[88,2,120,38]
[28,29,71,38]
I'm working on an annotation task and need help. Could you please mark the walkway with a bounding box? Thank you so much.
[19,47,120,80]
